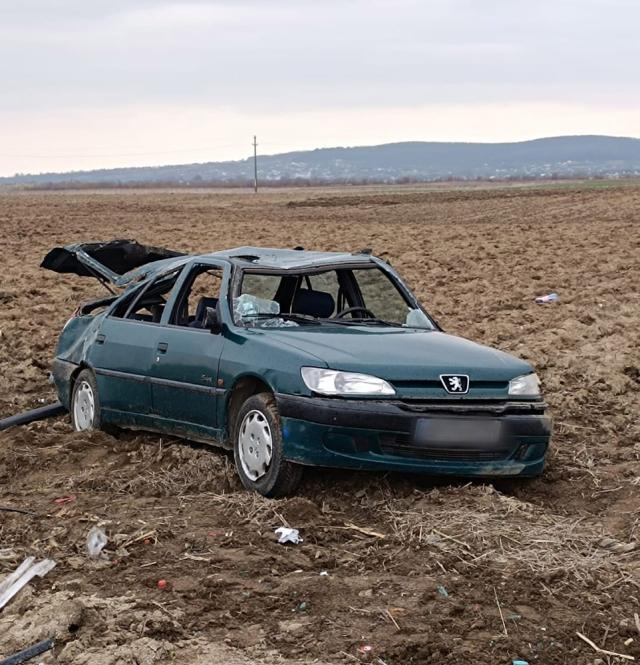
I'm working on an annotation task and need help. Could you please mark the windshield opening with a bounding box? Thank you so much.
[234,266,434,330]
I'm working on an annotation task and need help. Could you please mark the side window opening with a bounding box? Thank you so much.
[110,269,182,322]
[170,266,223,328]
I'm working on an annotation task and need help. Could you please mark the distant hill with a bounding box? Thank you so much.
[3,135,640,187]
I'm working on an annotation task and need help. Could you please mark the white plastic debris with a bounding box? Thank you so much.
[535,292,559,304]
[86,526,108,557]
[0,557,57,609]
[275,527,303,545]
[319,570,329,577]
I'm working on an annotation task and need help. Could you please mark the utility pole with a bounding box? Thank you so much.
[252,135,258,193]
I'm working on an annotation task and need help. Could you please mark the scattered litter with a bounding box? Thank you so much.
[0,638,55,665]
[0,557,57,610]
[513,660,529,665]
[295,601,308,612]
[275,526,303,545]
[357,644,374,661]
[157,579,168,590]
[535,292,559,304]
[436,585,449,598]
[86,526,108,557]
[319,570,329,576]
[53,495,76,505]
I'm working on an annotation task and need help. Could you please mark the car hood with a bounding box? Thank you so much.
[262,326,532,381]
[41,240,186,287]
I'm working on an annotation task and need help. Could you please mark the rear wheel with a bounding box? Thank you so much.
[70,369,103,431]
[233,393,302,497]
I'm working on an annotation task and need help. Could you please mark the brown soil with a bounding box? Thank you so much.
[0,183,639,664]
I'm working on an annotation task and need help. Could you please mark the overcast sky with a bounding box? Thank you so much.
[1,0,639,176]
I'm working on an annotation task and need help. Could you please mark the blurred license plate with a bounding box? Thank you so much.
[413,418,502,448]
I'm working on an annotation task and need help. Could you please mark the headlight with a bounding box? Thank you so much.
[301,367,395,396]
[508,373,541,397]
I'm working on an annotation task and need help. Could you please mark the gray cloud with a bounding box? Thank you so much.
[1,0,639,113]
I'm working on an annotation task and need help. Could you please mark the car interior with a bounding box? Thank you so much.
[238,267,412,324]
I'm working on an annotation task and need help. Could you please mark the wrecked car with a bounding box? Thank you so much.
[43,240,551,496]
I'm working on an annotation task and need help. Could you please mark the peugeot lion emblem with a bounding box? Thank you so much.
[440,374,470,394]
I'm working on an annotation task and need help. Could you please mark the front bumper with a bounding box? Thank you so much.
[276,394,551,477]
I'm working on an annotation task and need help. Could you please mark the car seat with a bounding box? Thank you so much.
[189,296,219,328]
[291,289,335,318]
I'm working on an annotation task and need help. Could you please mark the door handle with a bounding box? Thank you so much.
[96,334,106,345]
[157,342,169,353]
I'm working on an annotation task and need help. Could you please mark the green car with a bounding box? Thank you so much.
[44,240,551,496]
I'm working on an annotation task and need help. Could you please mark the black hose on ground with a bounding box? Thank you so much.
[0,639,55,665]
[0,402,66,432]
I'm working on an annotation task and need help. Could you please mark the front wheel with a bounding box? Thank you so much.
[70,369,103,431]
[233,393,303,497]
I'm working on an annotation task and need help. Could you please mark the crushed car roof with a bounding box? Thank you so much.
[41,240,378,288]
[209,246,376,269]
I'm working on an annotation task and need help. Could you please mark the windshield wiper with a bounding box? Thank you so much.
[239,313,317,325]
[340,317,403,327]
[307,317,403,328]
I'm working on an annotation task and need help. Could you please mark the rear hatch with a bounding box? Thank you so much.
[41,239,186,288]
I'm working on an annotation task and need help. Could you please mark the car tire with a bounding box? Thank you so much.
[233,392,303,497]
[70,369,103,432]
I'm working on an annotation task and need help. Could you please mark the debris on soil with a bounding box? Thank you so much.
[0,401,66,431]
[535,292,559,304]
[275,527,302,545]
[0,638,55,665]
[53,495,76,505]
[85,527,107,558]
[0,558,56,610]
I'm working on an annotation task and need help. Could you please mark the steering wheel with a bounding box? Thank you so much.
[334,306,376,319]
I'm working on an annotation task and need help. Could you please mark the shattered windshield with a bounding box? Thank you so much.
[234,266,434,330]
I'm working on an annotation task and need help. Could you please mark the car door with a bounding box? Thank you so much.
[147,262,229,436]
[86,268,184,424]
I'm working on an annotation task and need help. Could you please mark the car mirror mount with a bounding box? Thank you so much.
[205,306,224,334]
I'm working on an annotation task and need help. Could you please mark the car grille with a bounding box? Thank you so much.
[396,399,546,417]
[379,433,509,462]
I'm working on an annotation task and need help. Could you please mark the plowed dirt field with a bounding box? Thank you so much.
[1,183,639,664]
